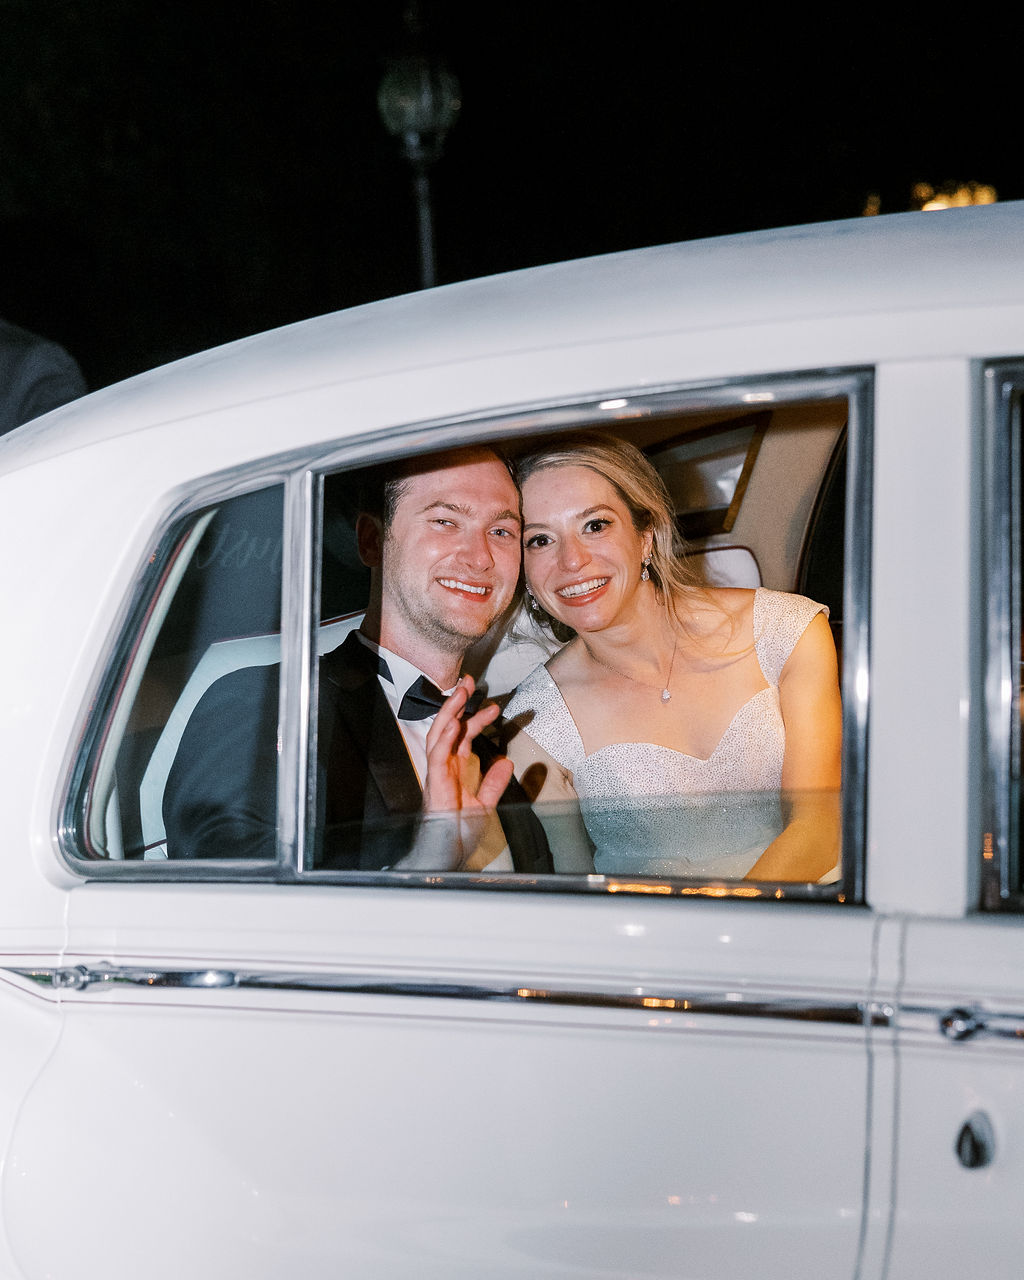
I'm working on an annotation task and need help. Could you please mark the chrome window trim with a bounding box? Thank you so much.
[297,368,872,904]
[841,373,872,905]
[276,469,316,872]
[981,361,1024,908]
[58,465,294,877]
[60,367,872,903]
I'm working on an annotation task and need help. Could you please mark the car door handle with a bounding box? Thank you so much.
[955,1111,996,1169]
[939,1006,1024,1042]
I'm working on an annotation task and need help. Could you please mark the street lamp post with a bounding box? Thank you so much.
[377,10,461,290]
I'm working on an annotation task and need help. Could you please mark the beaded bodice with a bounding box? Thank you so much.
[504,589,827,877]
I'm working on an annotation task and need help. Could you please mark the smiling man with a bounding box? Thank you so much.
[315,446,551,873]
[165,446,552,874]
[364,448,522,685]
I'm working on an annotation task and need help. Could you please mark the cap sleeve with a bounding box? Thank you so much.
[503,664,584,770]
[753,588,829,685]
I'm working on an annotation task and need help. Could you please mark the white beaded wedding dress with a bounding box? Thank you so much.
[504,589,827,878]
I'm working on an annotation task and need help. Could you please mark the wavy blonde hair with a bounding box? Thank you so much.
[515,432,707,643]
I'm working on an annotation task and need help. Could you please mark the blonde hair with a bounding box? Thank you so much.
[515,432,706,643]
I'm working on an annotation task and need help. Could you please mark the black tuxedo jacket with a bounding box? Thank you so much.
[164,632,552,873]
[316,633,551,871]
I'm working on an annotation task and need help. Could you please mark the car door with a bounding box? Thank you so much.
[881,360,1024,1277]
[2,375,882,1280]
[886,917,1024,1277]
[3,890,880,1280]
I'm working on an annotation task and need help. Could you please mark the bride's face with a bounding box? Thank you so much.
[522,464,653,633]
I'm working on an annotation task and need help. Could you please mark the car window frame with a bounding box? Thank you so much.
[981,359,1024,909]
[58,464,297,881]
[60,369,873,904]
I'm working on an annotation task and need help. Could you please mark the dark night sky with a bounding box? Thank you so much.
[1,1,1020,391]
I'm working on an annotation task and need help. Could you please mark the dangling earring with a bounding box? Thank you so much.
[641,557,651,582]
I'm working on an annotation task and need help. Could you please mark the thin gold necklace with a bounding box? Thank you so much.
[584,633,679,703]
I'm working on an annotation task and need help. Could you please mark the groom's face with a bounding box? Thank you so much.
[379,450,522,653]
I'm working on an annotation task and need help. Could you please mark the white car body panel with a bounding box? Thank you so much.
[6,892,877,1279]
[0,203,1020,1274]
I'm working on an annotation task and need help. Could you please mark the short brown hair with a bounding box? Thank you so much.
[355,445,519,531]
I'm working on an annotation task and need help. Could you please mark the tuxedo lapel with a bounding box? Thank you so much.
[321,633,422,814]
[318,634,422,869]
[362,695,423,815]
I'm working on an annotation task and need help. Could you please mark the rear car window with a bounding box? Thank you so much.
[66,382,865,902]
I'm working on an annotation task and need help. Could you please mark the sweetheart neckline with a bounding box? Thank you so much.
[554,682,777,765]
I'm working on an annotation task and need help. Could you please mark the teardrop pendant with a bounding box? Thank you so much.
[661,688,671,703]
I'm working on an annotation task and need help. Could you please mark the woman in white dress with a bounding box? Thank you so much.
[503,434,842,882]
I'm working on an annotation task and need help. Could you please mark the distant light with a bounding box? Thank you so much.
[916,181,998,212]
[863,181,998,217]
[599,398,629,410]
[742,392,774,403]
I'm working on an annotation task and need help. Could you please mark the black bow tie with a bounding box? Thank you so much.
[367,649,441,720]
[369,646,480,722]
[398,674,447,721]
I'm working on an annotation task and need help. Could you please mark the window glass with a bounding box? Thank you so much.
[306,399,850,893]
[78,486,284,861]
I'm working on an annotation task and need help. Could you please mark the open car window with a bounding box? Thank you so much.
[67,380,865,901]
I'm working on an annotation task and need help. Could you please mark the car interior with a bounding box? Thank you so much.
[82,397,849,865]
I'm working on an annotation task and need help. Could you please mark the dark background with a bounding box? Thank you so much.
[1,1,1019,392]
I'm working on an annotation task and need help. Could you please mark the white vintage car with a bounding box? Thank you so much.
[0,202,1021,1278]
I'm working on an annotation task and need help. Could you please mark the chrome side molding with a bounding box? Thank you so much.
[5,963,889,1027]
[17,966,1022,1044]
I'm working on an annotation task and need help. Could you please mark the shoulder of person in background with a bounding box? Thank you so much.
[0,316,88,437]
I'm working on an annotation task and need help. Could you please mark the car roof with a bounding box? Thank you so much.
[5,200,1024,471]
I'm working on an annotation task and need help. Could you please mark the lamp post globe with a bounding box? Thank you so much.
[377,35,461,290]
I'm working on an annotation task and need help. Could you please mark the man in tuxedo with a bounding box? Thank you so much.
[164,446,551,873]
